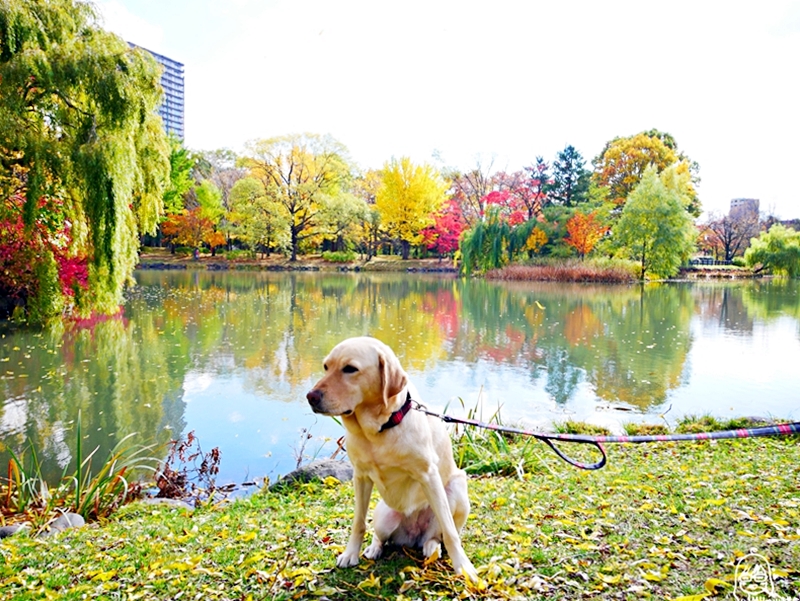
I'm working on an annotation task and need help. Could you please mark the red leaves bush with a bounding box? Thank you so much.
[1,193,88,313]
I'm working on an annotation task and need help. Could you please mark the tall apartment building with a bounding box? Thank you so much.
[729,198,759,219]
[131,44,185,140]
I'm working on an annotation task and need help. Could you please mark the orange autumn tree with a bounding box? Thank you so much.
[565,211,608,258]
[161,208,216,252]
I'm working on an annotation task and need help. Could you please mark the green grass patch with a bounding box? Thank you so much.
[623,422,670,436]
[321,250,357,263]
[2,435,798,599]
[554,420,612,436]
[223,249,256,260]
[675,414,771,434]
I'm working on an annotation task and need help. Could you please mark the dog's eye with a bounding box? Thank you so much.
[342,365,358,374]
[323,364,328,371]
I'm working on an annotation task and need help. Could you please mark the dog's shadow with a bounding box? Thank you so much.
[315,546,456,597]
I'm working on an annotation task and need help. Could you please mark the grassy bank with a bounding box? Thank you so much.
[2,429,798,600]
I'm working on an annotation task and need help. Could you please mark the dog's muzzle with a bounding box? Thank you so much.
[306,388,326,413]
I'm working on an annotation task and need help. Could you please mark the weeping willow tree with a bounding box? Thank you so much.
[459,208,539,275]
[0,0,170,322]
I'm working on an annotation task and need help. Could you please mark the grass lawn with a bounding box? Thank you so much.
[1,432,798,600]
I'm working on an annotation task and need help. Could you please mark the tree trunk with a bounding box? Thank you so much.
[290,228,298,261]
[401,240,410,260]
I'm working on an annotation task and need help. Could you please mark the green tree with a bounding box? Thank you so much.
[376,157,447,259]
[612,165,696,279]
[190,148,243,248]
[163,137,195,215]
[240,134,352,261]
[0,0,170,321]
[593,130,700,216]
[550,144,591,207]
[195,180,224,223]
[318,193,369,252]
[228,177,289,256]
[745,224,800,277]
[194,180,225,254]
[351,169,383,259]
[459,208,514,274]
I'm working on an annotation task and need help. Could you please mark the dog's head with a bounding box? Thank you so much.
[306,337,407,416]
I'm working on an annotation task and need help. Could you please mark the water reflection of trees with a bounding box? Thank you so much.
[0,316,185,483]
[740,280,800,326]
[458,282,694,409]
[689,280,800,338]
[693,284,755,335]
[8,274,794,478]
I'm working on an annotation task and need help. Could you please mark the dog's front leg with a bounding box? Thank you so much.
[337,475,373,568]
[419,468,478,580]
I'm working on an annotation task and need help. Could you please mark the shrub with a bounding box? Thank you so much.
[224,249,256,260]
[623,423,669,436]
[322,250,356,263]
[0,415,157,529]
[486,258,637,283]
[554,420,612,436]
[675,414,763,433]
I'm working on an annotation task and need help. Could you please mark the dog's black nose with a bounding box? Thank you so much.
[306,389,323,408]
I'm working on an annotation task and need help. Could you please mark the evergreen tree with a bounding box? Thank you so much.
[550,145,591,207]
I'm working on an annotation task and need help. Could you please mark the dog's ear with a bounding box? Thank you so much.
[379,349,407,405]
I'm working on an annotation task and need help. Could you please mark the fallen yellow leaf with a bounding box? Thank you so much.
[704,578,732,594]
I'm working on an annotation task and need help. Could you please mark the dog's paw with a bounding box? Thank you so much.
[422,539,441,562]
[336,550,361,568]
[453,556,479,581]
[363,540,383,560]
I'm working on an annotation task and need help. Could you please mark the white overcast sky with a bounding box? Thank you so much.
[96,0,800,219]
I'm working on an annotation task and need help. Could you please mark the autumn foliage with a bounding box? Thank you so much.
[565,211,608,258]
[161,209,220,251]
[421,199,466,256]
[1,193,88,317]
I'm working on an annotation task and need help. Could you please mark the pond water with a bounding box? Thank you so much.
[1,271,799,488]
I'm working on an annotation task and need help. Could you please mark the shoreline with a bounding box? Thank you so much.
[138,249,758,280]
[137,249,458,273]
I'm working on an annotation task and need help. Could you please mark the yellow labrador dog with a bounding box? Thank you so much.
[306,337,477,579]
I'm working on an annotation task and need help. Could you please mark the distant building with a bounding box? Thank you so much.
[729,198,759,219]
[781,218,800,232]
[131,44,185,140]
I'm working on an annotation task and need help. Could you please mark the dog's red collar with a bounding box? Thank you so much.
[379,391,413,432]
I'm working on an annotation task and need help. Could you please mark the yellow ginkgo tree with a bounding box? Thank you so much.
[376,157,448,259]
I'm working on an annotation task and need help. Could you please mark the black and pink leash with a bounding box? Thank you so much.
[413,404,800,470]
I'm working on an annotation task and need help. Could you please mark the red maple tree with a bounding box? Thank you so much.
[421,199,466,256]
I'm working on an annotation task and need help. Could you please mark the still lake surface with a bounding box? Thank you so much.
[1,271,799,487]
